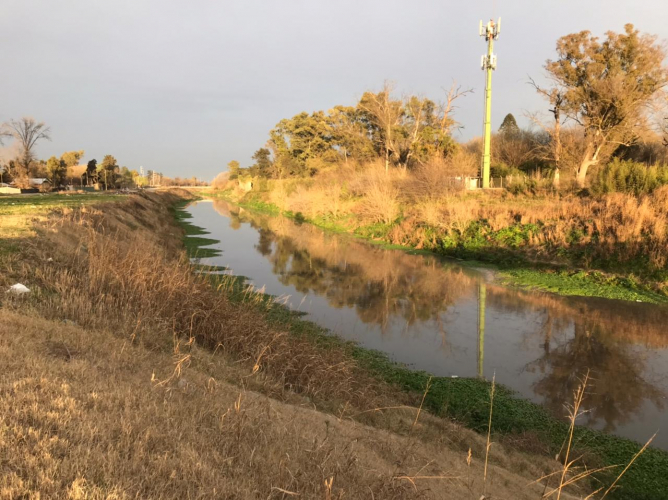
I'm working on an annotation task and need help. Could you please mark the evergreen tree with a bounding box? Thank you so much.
[85,159,97,186]
[499,113,520,135]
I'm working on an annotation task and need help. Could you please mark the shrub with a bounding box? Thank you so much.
[593,159,668,195]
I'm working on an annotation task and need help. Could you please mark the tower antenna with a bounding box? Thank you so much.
[479,17,501,189]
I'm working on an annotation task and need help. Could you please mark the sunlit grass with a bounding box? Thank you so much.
[0,192,122,240]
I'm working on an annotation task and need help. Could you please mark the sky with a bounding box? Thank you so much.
[1,0,667,181]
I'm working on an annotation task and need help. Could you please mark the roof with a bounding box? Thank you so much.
[29,178,51,185]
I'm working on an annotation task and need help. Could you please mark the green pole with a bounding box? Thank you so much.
[482,36,494,189]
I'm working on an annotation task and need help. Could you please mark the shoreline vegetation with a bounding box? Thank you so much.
[202,187,668,304]
[208,25,668,305]
[0,190,664,499]
[176,193,668,500]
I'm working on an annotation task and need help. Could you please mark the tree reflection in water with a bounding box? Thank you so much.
[488,290,667,432]
[218,200,477,335]
[213,200,668,436]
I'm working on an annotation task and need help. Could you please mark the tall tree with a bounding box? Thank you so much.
[97,155,119,190]
[251,148,273,178]
[85,159,97,186]
[534,24,668,187]
[118,166,134,188]
[1,117,51,176]
[227,160,240,179]
[269,111,334,176]
[357,83,403,172]
[327,105,376,163]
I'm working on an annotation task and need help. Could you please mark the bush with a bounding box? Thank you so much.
[593,159,668,196]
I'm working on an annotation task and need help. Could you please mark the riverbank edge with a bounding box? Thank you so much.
[174,197,668,500]
[200,189,667,305]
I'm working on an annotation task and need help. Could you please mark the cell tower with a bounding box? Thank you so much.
[479,17,501,189]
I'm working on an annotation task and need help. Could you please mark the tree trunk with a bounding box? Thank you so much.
[576,159,597,188]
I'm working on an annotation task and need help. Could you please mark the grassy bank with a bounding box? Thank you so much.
[1,189,573,500]
[202,188,668,304]
[179,196,668,500]
[0,192,123,258]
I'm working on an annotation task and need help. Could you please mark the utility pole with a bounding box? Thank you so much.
[479,18,501,189]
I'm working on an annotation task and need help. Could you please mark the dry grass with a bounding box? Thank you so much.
[235,159,668,282]
[0,190,585,499]
[0,308,573,500]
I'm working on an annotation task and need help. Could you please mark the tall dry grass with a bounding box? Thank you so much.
[234,156,668,283]
[0,191,571,499]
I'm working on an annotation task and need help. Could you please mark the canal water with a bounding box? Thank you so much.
[186,199,668,450]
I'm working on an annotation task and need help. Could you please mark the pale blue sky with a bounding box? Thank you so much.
[1,0,666,180]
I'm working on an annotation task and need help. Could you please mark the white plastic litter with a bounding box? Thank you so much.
[7,283,30,295]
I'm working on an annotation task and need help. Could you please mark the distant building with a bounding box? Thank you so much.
[29,178,51,187]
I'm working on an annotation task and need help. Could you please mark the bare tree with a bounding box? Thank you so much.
[2,118,51,175]
[358,82,403,173]
[527,82,566,185]
[439,82,473,135]
[405,83,472,167]
[532,25,668,187]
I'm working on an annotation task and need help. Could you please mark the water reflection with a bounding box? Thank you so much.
[197,200,668,448]
[524,309,665,432]
[478,283,486,380]
[222,203,476,333]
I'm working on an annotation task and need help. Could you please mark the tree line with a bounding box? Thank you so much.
[227,82,469,180]
[0,117,206,190]
[226,24,668,191]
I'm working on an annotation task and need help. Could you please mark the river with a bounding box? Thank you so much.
[186,199,668,450]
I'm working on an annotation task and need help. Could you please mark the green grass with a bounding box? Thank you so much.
[0,192,125,258]
[173,197,668,500]
[501,268,668,304]
[0,192,123,214]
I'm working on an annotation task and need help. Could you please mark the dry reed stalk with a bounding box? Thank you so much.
[411,376,432,431]
[599,433,656,499]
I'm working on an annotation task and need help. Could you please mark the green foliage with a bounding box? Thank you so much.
[264,85,461,178]
[540,24,668,185]
[593,158,668,195]
[97,155,119,190]
[45,156,66,187]
[227,160,240,180]
[327,105,377,162]
[501,269,666,304]
[269,111,337,177]
[60,150,84,168]
[85,159,97,186]
[118,167,135,188]
[250,148,273,178]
